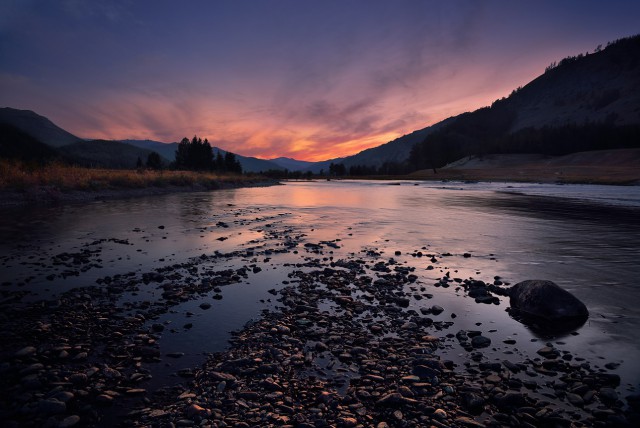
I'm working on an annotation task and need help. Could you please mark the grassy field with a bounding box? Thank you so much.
[0,161,257,191]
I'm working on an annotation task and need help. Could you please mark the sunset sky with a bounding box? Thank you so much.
[1,1,639,161]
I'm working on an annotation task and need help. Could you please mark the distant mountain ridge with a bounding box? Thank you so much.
[268,157,314,171]
[0,108,81,147]
[59,140,160,169]
[328,117,454,172]
[506,38,640,131]
[121,139,178,163]
[407,34,640,171]
[0,110,285,171]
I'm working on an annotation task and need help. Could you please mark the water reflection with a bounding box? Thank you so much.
[1,180,639,389]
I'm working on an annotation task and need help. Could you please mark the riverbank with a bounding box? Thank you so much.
[1,235,638,427]
[409,165,640,185]
[410,149,640,185]
[0,162,278,207]
[2,181,639,427]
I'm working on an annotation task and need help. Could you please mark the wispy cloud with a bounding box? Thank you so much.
[2,1,639,161]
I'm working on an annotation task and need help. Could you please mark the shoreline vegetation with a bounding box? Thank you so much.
[0,161,278,207]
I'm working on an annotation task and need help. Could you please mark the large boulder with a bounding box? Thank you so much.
[509,280,588,325]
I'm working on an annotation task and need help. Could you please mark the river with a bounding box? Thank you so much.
[1,180,639,398]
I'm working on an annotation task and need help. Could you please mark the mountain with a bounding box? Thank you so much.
[212,148,283,173]
[407,34,640,171]
[320,34,640,174]
[59,140,161,169]
[334,117,455,171]
[0,109,163,168]
[0,108,82,147]
[0,123,60,162]
[507,38,640,131]
[301,158,344,174]
[123,139,177,163]
[295,117,453,174]
[269,157,315,171]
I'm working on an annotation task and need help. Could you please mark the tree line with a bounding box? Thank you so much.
[174,136,242,173]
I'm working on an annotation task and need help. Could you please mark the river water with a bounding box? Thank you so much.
[1,180,639,395]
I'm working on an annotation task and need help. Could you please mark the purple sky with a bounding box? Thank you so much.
[1,0,639,161]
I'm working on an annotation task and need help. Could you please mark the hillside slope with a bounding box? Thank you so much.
[213,148,283,173]
[269,157,314,171]
[0,123,61,163]
[122,139,177,163]
[0,108,82,148]
[59,140,160,169]
[412,149,640,185]
[507,38,640,131]
[344,117,456,170]
[407,35,640,171]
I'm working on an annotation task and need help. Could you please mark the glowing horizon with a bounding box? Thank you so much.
[1,1,639,162]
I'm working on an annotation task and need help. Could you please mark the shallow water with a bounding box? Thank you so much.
[1,180,639,393]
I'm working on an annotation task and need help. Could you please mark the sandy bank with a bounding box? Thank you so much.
[411,149,640,185]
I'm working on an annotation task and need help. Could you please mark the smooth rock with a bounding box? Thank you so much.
[433,408,447,419]
[471,335,491,348]
[15,346,37,358]
[38,398,66,415]
[509,280,588,324]
[58,415,80,427]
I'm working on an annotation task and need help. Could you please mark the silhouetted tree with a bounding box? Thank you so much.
[146,151,163,170]
[174,135,214,171]
[175,137,191,169]
[329,162,346,176]
[224,152,242,174]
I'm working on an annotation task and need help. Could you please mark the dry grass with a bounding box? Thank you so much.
[0,161,255,191]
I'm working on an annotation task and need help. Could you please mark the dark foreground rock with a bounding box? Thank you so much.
[508,280,589,331]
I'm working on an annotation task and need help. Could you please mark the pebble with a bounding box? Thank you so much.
[14,346,37,358]
[57,415,81,427]
[434,408,448,419]
[38,398,66,415]
[471,335,491,348]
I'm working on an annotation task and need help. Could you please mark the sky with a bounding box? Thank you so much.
[1,1,639,161]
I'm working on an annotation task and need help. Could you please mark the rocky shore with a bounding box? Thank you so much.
[1,215,638,427]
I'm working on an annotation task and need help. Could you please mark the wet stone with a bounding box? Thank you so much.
[38,398,66,415]
[14,346,37,358]
[57,415,81,427]
[431,305,444,315]
[471,335,491,348]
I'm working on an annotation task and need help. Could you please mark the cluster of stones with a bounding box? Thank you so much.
[0,251,259,427]
[1,217,638,427]
[125,255,639,427]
